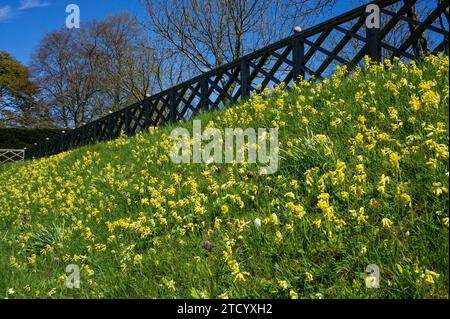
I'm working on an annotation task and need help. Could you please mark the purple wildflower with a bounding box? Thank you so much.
[203,240,212,251]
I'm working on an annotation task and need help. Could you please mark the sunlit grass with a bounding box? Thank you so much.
[0,55,448,299]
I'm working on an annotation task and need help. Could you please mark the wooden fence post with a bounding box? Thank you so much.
[169,91,178,122]
[292,39,305,82]
[366,8,382,63]
[108,114,114,139]
[124,109,131,135]
[144,100,152,128]
[200,77,209,111]
[81,126,87,145]
[240,60,250,99]
[93,122,98,143]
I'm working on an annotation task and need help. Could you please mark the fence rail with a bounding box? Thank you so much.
[0,149,25,164]
[25,0,449,160]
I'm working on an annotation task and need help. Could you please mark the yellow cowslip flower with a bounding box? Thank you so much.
[290,179,299,190]
[220,204,229,215]
[27,254,36,266]
[330,118,342,126]
[312,219,322,228]
[400,193,412,208]
[177,227,186,236]
[396,264,403,274]
[333,160,346,185]
[355,164,365,174]
[317,193,335,222]
[356,207,368,224]
[228,259,250,283]
[94,243,107,252]
[159,217,167,225]
[84,227,93,241]
[389,152,401,170]
[285,202,305,219]
[289,289,299,299]
[369,198,378,207]
[419,80,436,92]
[357,115,366,124]
[355,91,365,102]
[284,192,295,200]
[340,191,349,200]
[302,116,309,124]
[133,254,143,265]
[377,174,390,195]
[442,217,449,228]
[421,90,440,109]
[278,280,289,290]
[409,94,422,112]
[423,270,440,285]
[381,218,393,229]
[285,223,294,232]
[165,186,176,196]
[269,213,279,225]
[9,256,19,268]
[305,272,314,283]
[218,292,229,299]
[313,134,329,144]
[426,157,438,168]
[214,217,222,230]
[171,212,182,223]
[275,230,283,242]
[166,280,176,291]
[384,81,399,96]
[433,182,448,197]
[235,272,250,283]
[82,264,95,276]
[47,288,57,297]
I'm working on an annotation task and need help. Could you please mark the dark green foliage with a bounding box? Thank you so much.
[0,128,64,149]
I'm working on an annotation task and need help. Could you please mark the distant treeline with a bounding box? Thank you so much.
[0,128,64,149]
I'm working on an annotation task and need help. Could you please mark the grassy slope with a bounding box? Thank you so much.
[0,55,448,299]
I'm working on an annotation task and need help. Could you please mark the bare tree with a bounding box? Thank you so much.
[153,44,194,91]
[31,29,102,128]
[31,14,162,128]
[87,14,159,111]
[145,0,336,75]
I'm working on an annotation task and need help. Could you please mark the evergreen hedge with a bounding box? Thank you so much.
[0,128,64,149]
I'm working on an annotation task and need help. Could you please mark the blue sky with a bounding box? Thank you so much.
[0,0,145,65]
[0,0,357,67]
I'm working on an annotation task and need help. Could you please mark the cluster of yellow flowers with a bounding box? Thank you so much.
[0,54,447,298]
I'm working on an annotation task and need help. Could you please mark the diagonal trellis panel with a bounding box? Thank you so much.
[25,0,449,160]
[0,149,25,164]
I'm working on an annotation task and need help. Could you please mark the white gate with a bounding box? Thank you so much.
[0,149,25,164]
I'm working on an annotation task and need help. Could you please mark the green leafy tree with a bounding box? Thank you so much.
[0,51,41,127]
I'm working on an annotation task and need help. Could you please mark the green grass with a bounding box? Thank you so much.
[0,55,448,299]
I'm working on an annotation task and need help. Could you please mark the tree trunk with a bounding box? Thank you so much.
[405,3,429,59]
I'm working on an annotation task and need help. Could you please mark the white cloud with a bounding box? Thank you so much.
[0,1,50,22]
[0,5,13,22]
[18,0,50,10]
